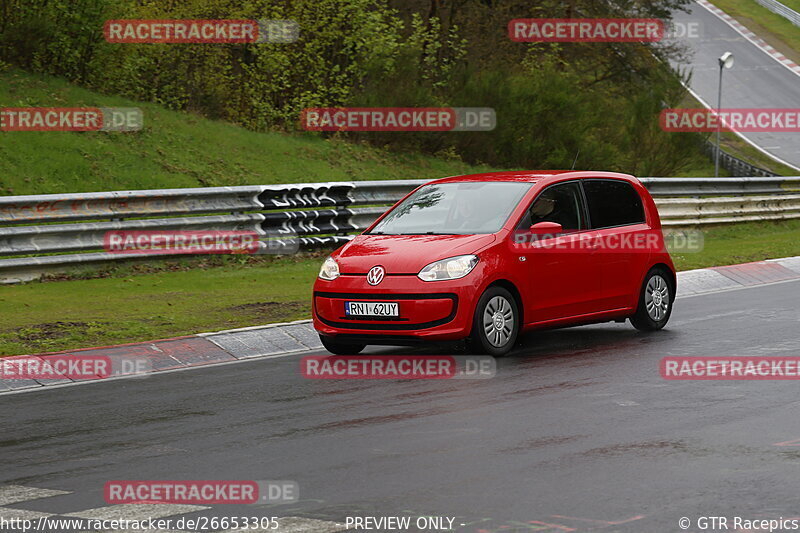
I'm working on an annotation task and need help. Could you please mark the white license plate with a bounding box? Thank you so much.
[345,301,400,317]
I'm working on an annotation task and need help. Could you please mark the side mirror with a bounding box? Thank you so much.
[530,221,563,234]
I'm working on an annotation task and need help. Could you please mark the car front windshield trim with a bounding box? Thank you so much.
[368,181,532,236]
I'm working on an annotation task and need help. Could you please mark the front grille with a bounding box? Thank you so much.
[314,292,458,330]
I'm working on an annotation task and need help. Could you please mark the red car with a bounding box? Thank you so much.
[313,171,676,356]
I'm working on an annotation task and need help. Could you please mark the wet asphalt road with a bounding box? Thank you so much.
[3,279,800,532]
[668,2,800,169]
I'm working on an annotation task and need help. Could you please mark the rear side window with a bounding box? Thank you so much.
[583,180,645,229]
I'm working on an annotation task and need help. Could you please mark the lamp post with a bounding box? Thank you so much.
[715,52,734,177]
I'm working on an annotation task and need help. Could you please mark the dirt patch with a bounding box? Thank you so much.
[225,301,310,322]
[37,252,330,284]
[13,321,94,341]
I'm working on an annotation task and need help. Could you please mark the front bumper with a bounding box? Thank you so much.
[313,274,480,342]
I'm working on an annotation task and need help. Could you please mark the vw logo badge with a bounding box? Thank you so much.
[366,266,385,286]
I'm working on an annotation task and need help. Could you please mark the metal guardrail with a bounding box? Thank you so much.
[1,177,800,283]
[638,176,800,195]
[655,194,800,225]
[753,0,800,26]
[702,140,778,177]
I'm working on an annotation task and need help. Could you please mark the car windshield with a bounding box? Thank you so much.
[368,181,532,235]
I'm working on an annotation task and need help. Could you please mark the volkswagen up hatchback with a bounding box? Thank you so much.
[312,171,676,356]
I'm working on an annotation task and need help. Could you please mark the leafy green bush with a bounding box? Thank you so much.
[0,0,699,175]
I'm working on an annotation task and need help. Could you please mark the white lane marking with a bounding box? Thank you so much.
[0,485,70,505]
[65,503,208,520]
[0,506,53,519]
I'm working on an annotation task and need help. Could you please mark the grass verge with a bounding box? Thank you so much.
[0,254,322,356]
[2,220,800,356]
[718,133,800,176]
[670,219,800,270]
[0,68,495,196]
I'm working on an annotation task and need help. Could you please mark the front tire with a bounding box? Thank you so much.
[630,268,673,331]
[467,286,520,357]
[319,335,366,355]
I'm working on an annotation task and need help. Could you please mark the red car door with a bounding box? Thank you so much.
[512,180,604,324]
[581,179,651,311]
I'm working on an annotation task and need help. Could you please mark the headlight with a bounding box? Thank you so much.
[318,256,340,280]
[418,254,478,282]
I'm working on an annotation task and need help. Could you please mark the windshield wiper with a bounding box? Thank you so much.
[396,232,459,235]
[368,231,460,235]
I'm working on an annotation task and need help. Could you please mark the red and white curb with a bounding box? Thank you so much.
[2,256,800,394]
[696,0,800,77]
[677,255,800,295]
[0,320,321,393]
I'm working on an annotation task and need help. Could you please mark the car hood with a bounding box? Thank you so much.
[335,234,496,274]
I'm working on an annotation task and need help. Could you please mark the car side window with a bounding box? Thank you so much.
[517,182,585,231]
[583,179,645,229]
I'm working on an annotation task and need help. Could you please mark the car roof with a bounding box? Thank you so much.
[431,170,639,185]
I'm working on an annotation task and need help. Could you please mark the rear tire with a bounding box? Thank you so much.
[630,268,673,331]
[467,286,520,357]
[319,335,366,355]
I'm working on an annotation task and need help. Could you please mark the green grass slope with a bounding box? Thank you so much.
[0,68,496,196]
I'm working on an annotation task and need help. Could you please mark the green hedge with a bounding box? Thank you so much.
[0,0,699,174]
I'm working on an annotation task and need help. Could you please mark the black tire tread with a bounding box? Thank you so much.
[467,286,520,357]
[630,267,673,331]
